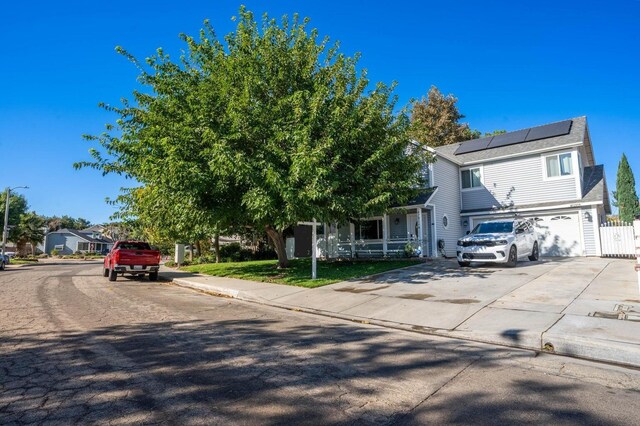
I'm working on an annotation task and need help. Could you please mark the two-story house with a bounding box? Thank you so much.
[433,116,610,257]
[290,116,610,259]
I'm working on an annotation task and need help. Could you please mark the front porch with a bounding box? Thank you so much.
[288,205,437,259]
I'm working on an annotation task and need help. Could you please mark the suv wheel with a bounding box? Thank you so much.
[506,246,517,268]
[458,261,471,267]
[528,242,539,261]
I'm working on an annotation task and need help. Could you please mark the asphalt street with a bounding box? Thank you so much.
[1,261,640,425]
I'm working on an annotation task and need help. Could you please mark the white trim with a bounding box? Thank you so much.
[417,207,423,258]
[460,142,582,166]
[427,204,439,257]
[460,165,484,192]
[593,206,602,256]
[460,200,605,217]
[577,207,586,256]
[573,149,582,199]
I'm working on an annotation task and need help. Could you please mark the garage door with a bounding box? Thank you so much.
[533,213,582,257]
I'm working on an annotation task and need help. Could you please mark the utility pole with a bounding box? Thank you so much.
[1,188,10,257]
[2,186,29,257]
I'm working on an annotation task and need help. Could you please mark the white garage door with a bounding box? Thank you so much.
[533,213,582,257]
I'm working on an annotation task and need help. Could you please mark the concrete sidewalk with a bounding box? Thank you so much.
[163,257,640,368]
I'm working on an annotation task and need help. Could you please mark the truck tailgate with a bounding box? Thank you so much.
[117,250,160,265]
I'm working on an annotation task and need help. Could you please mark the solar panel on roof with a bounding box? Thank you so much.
[454,136,493,155]
[524,120,572,142]
[486,129,530,149]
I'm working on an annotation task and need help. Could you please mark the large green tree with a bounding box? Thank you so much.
[409,86,474,147]
[14,212,46,256]
[0,192,29,243]
[76,8,427,268]
[613,153,640,223]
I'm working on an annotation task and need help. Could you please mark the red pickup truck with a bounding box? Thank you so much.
[103,241,161,282]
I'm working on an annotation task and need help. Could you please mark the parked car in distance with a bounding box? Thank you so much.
[456,218,539,267]
[0,255,5,270]
[103,241,161,282]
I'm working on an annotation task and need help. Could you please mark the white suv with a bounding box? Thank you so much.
[456,219,539,267]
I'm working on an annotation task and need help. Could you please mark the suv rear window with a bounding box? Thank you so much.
[472,222,513,234]
[118,242,151,250]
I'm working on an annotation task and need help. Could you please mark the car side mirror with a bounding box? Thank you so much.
[466,231,470,235]
[516,228,524,234]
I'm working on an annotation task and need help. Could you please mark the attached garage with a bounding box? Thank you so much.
[532,212,582,256]
[469,211,584,257]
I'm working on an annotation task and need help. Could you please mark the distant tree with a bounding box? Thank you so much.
[77,8,427,268]
[46,215,92,231]
[409,86,473,147]
[483,129,507,137]
[612,153,640,223]
[14,212,46,256]
[0,192,29,243]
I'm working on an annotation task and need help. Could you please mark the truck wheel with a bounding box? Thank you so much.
[458,261,470,267]
[108,268,117,282]
[103,267,109,277]
[149,271,158,282]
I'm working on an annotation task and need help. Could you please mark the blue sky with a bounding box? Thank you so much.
[1,1,638,223]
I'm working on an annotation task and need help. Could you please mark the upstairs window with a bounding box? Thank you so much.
[461,167,482,189]
[545,153,573,178]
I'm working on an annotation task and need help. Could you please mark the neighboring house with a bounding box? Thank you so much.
[291,116,610,258]
[42,228,114,255]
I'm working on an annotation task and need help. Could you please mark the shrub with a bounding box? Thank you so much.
[51,249,59,256]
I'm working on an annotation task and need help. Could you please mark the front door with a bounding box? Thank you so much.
[407,212,431,256]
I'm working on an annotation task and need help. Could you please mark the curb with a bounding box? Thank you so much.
[168,276,640,370]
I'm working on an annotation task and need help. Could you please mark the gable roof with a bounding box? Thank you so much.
[48,228,114,244]
[434,116,587,165]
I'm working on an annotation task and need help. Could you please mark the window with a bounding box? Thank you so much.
[545,153,573,178]
[355,219,383,240]
[118,242,151,250]
[54,244,64,251]
[471,221,513,234]
[422,164,431,187]
[442,215,449,229]
[461,167,482,189]
[77,242,89,251]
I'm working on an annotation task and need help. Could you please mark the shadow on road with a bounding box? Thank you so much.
[0,316,621,424]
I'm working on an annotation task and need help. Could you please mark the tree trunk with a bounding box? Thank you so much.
[214,234,220,263]
[264,225,289,268]
[189,244,193,261]
[195,240,202,259]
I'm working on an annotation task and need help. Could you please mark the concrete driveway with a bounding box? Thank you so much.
[298,257,640,363]
[170,257,640,367]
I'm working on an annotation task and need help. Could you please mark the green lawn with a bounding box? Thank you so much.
[181,258,421,288]
[10,259,38,264]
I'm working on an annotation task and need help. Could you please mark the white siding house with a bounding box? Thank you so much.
[291,116,610,260]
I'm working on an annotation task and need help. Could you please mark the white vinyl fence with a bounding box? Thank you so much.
[600,221,636,257]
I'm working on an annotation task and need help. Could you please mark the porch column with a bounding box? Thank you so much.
[382,214,388,256]
[417,207,424,258]
[349,222,356,258]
